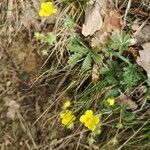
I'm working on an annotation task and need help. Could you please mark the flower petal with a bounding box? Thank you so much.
[85,121,96,131]
[67,123,73,129]
[41,3,46,9]
[41,2,52,9]
[85,110,93,117]
[60,110,75,128]
[66,110,72,116]
[61,118,68,125]
[90,125,96,131]
[51,8,57,14]
[60,112,65,118]
[38,10,45,16]
[93,116,100,124]
[45,2,52,7]
[79,115,87,123]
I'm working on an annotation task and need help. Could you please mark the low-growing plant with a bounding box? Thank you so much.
[34,32,56,45]
[99,32,146,92]
[67,35,101,72]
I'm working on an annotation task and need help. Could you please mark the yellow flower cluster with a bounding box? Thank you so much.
[39,2,57,17]
[60,110,76,128]
[79,110,100,131]
[60,102,100,132]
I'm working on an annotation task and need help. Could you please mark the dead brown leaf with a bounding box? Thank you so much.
[91,9,122,48]
[92,64,99,82]
[134,24,150,44]
[5,99,20,120]
[118,94,138,110]
[136,42,150,77]
[128,47,139,58]
[91,31,109,47]
[96,0,107,16]
[82,2,103,37]
[103,10,122,33]
[131,85,147,100]
[131,19,140,31]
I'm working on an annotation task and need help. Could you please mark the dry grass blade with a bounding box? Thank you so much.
[123,0,132,27]
[117,119,149,150]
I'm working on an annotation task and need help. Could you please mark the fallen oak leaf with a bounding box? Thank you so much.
[82,2,103,37]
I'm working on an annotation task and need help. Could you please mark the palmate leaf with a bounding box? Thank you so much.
[67,36,89,66]
[64,16,75,29]
[121,64,145,89]
[67,43,88,55]
[67,53,83,65]
[81,54,92,71]
[104,88,119,98]
[111,32,130,53]
[91,52,102,63]
[45,32,56,45]
[34,32,56,45]
[99,60,121,85]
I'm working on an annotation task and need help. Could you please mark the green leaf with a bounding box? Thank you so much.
[124,111,135,122]
[67,43,88,55]
[104,89,119,98]
[34,32,44,40]
[34,32,56,45]
[68,53,83,65]
[121,64,145,90]
[111,32,130,53]
[99,67,108,75]
[91,52,102,63]
[81,54,92,71]
[64,16,75,29]
[44,32,56,45]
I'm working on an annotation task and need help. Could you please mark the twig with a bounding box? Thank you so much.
[123,0,132,27]
[76,132,83,150]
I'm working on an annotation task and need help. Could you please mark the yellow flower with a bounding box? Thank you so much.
[60,110,76,128]
[39,2,57,17]
[79,110,100,131]
[63,101,71,109]
[106,98,115,106]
